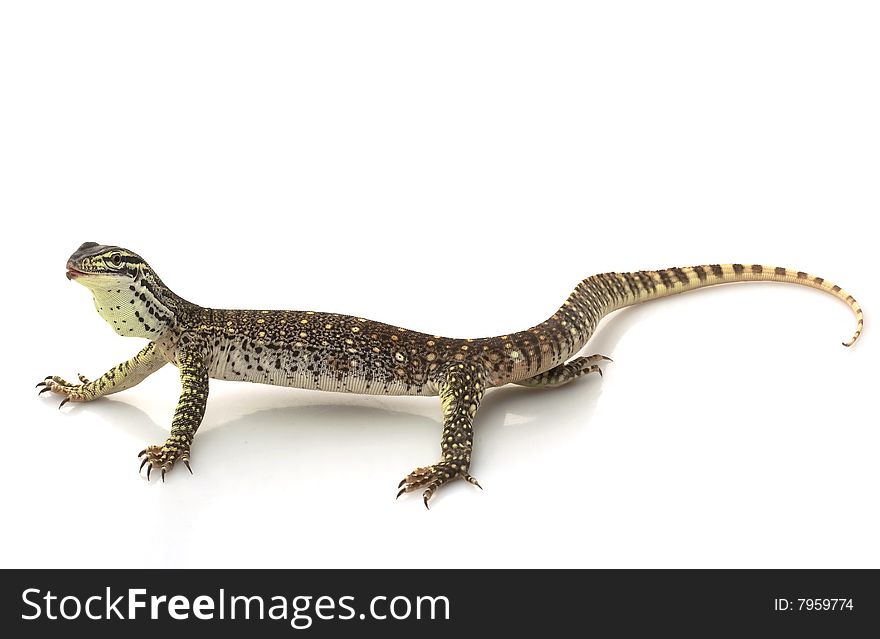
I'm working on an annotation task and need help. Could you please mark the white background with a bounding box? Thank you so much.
[1,1,876,568]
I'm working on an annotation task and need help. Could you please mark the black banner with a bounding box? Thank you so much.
[2,569,877,636]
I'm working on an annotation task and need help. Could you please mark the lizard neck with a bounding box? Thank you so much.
[84,267,194,340]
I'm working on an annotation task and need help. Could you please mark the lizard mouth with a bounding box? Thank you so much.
[66,264,87,280]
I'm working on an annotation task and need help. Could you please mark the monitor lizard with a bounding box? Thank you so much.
[38,242,863,507]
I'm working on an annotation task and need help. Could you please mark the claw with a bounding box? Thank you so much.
[58,397,70,409]
[183,459,192,475]
[44,375,52,381]
[161,468,166,483]
[139,458,149,472]
[423,494,430,510]
[138,449,147,458]
[38,387,52,396]
[146,465,152,481]
[77,374,90,384]
[396,487,406,499]
[398,478,406,488]
[35,381,47,388]
[465,475,483,490]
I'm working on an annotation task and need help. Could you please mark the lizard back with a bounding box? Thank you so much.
[155,263,862,395]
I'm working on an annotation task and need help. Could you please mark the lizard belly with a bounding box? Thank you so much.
[205,333,437,396]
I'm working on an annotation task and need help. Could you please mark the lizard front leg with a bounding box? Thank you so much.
[514,354,611,389]
[37,341,167,407]
[398,362,485,508]
[139,342,208,482]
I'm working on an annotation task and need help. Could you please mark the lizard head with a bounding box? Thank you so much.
[66,242,181,338]
[66,242,145,282]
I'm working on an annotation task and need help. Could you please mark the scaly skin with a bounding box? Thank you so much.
[39,243,863,507]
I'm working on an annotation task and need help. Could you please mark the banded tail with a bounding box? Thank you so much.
[569,264,862,347]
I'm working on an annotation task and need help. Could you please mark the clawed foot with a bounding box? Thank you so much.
[581,354,612,377]
[138,445,192,482]
[396,463,482,509]
[35,374,92,408]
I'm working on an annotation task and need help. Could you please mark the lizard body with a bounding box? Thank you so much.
[39,243,862,506]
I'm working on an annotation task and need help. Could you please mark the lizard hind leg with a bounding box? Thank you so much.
[514,353,612,389]
[397,362,485,509]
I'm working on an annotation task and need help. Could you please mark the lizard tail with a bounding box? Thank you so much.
[571,264,863,347]
[481,263,860,387]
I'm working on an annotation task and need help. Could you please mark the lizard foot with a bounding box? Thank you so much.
[138,444,192,482]
[396,463,482,509]
[35,374,93,408]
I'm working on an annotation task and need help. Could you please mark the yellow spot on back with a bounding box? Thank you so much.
[351,326,360,333]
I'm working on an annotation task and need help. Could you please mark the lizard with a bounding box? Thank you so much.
[38,242,863,507]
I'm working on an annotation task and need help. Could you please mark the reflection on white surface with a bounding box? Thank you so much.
[502,412,534,427]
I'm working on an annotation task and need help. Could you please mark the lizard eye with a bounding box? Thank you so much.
[110,254,122,267]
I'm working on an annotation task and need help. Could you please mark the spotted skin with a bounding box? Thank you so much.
[397,362,485,507]
[40,244,863,506]
[137,342,208,480]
